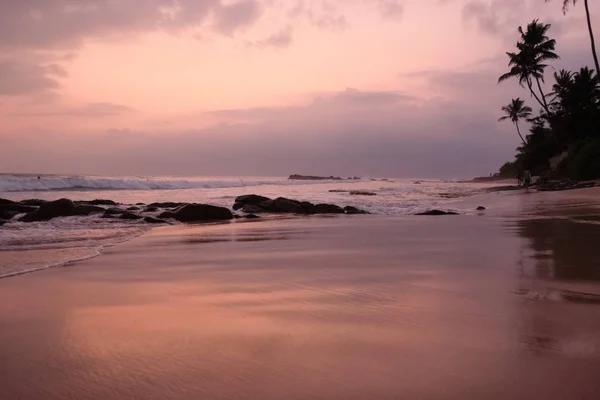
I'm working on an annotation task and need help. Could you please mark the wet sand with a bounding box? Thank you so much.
[2,190,600,399]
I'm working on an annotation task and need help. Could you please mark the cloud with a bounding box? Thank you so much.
[213,0,263,35]
[0,58,66,96]
[251,27,294,48]
[10,102,136,117]
[378,0,405,20]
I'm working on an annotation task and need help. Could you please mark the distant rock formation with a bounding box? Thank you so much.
[415,210,459,216]
[288,175,360,181]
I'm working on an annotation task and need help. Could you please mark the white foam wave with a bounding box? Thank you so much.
[0,174,352,193]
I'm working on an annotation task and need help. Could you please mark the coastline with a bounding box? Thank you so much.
[1,187,600,398]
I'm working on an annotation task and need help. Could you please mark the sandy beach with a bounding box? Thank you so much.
[1,188,600,399]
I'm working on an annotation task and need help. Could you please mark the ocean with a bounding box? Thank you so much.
[0,173,499,278]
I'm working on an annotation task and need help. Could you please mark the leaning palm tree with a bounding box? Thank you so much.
[546,0,600,75]
[499,20,558,115]
[499,98,533,145]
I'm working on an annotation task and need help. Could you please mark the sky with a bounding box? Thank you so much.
[0,0,598,178]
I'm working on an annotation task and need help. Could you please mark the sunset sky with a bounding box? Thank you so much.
[1,0,597,178]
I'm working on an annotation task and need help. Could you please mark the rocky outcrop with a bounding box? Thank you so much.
[119,212,142,220]
[20,199,48,206]
[0,210,20,220]
[289,175,344,180]
[416,210,459,216]
[476,206,486,211]
[537,180,597,192]
[344,206,369,214]
[173,204,233,222]
[0,203,38,213]
[232,194,367,215]
[245,214,260,219]
[148,202,185,208]
[0,198,16,205]
[19,198,77,222]
[144,206,158,212]
[127,206,141,211]
[144,216,169,224]
[73,204,105,215]
[157,211,176,219]
[350,191,376,196]
[87,199,118,206]
[103,207,128,215]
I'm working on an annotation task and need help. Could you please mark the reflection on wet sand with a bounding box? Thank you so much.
[1,217,600,399]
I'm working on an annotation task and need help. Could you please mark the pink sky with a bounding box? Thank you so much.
[0,0,597,177]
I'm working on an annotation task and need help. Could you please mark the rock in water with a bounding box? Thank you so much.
[20,199,48,206]
[88,199,118,206]
[245,214,260,219]
[144,206,159,212]
[476,206,486,211]
[73,205,105,215]
[173,204,233,222]
[119,212,142,220]
[233,195,271,210]
[157,211,176,219]
[0,198,16,205]
[103,207,128,215]
[148,202,185,208]
[314,204,345,214]
[416,210,459,216]
[273,197,303,213]
[0,210,20,220]
[19,198,76,222]
[349,191,377,196]
[344,206,368,214]
[127,206,141,211]
[144,216,168,224]
[0,203,38,213]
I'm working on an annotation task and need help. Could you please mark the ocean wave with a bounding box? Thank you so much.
[0,175,346,193]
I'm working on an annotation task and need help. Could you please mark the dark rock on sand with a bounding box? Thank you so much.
[127,206,141,211]
[0,203,38,213]
[19,198,76,222]
[73,204,105,216]
[0,198,16,205]
[416,210,459,216]
[476,206,486,211]
[0,210,20,220]
[88,199,118,206]
[119,212,142,220]
[104,207,128,215]
[148,202,185,208]
[329,189,349,193]
[20,199,48,206]
[173,204,233,222]
[273,197,303,213]
[314,204,345,214]
[143,216,168,224]
[344,206,368,214]
[245,214,260,219]
[144,206,159,212]
[233,195,271,210]
[240,205,265,214]
[157,211,176,219]
[350,191,377,196]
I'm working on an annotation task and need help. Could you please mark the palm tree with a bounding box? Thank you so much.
[499,20,559,114]
[499,98,533,145]
[546,0,600,75]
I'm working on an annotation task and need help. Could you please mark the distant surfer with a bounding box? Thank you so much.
[37,176,41,180]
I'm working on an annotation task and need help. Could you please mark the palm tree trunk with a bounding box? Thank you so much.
[584,0,600,74]
[515,121,527,145]
[526,78,549,114]
[534,77,550,113]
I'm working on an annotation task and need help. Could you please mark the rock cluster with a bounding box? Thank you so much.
[233,195,368,215]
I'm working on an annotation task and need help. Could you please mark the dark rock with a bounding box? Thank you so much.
[272,197,303,213]
[329,189,349,193]
[19,198,76,222]
[119,212,142,220]
[127,206,141,211]
[300,201,316,214]
[476,206,486,211]
[173,204,233,222]
[20,199,47,206]
[0,219,7,226]
[234,195,271,209]
[148,202,185,208]
[0,203,38,213]
[144,206,159,212]
[104,207,128,215]
[416,210,459,216]
[245,214,260,219]
[288,175,344,181]
[240,204,266,214]
[349,191,377,196]
[143,216,168,224]
[233,215,242,219]
[88,199,117,206]
[0,198,16,205]
[314,204,345,214]
[344,206,368,214]
[0,210,19,220]
[73,205,105,216]
[157,211,176,219]
[136,203,145,206]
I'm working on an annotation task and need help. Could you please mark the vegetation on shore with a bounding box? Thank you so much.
[497,2,600,180]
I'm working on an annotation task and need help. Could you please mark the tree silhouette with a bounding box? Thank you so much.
[499,98,533,145]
